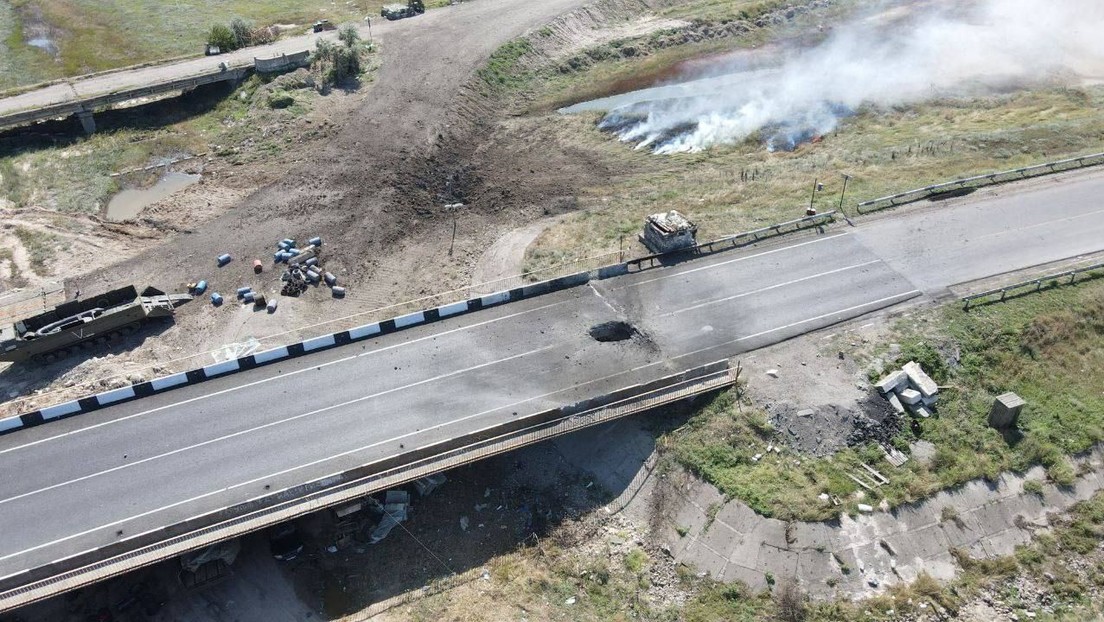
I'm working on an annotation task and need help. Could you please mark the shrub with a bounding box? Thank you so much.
[230,17,253,49]
[208,24,236,51]
[1023,479,1044,496]
[774,579,806,622]
[338,24,359,47]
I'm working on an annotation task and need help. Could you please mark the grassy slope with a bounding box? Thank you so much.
[666,276,1104,521]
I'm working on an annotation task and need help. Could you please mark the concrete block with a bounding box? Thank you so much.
[899,388,922,405]
[988,392,1025,429]
[875,370,908,394]
[903,361,939,397]
[921,393,938,407]
[886,392,905,414]
[912,405,932,418]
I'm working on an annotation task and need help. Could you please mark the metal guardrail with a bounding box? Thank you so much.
[0,362,734,612]
[857,152,1104,214]
[962,261,1104,309]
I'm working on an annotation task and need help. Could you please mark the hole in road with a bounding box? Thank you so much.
[589,321,636,342]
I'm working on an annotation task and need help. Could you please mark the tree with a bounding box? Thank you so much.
[230,17,254,49]
[207,24,236,52]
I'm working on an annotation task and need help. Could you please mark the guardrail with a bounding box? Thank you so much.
[856,152,1104,214]
[962,261,1104,309]
[0,361,734,612]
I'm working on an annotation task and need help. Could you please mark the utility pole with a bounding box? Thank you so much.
[808,178,823,215]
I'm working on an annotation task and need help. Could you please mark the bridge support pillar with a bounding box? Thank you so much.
[75,110,96,134]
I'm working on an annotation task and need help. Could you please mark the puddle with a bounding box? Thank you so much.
[105,171,200,222]
[27,37,58,56]
[589,321,636,342]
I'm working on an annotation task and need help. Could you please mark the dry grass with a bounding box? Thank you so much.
[520,86,1104,272]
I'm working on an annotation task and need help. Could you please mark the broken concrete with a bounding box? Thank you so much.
[874,370,907,394]
[902,361,939,398]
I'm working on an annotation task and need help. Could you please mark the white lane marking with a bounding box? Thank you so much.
[666,260,883,316]
[0,347,663,567]
[667,289,923,362]
[0,298,574,456]
[613,233,848,290]
[0,345,556,510]
[969,206,1104,242]
[0,288,925,567]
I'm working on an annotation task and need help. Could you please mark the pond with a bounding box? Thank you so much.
[104,172,200,222]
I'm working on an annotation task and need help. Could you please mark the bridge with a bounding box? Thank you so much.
[1,171,1103,612]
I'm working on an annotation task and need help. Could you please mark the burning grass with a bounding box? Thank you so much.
[663,276,1104,522]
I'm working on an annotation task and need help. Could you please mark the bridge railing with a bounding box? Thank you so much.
[856,152,1104,214]
[962,261,1104,309]
[0,361,734,612]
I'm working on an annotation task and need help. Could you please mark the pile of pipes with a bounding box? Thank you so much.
[274,236,344,298]
[875,361,939,418]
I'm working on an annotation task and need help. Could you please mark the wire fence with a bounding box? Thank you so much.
[856,152,1104,214]
[962,261,1104,309]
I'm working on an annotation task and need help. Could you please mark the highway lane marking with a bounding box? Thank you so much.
[665,260,883,317]
[967,206,1104,243]
[665,288,923,363]
[0,298,577,456]
[610,232,849,290]
[0,345,556,509]
[0,347,671,571]
[0,287,925,569]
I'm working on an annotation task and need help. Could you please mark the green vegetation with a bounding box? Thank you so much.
[312,27,366,90]
[0,0,383,90]
[477,38,534,92]
[664,277,1104,520]
[13,226,61,275]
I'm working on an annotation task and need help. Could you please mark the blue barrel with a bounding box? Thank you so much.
[194,280,208,295]
[266,299,278,313]
[217,253,232,267]
[211,293,223,306]
[306,269,320,282]
[273,251,284,262]
[242,292,255,303]
[277,240,292,250]
[304,257,318,267]
[308,236,322,247]
[331,286,346,298]
[282,238,295,248]
[236,286,252,298]
[288,247,301,257]
[324,272,337,286]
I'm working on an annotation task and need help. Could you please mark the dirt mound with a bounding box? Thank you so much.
[768,394,900,457]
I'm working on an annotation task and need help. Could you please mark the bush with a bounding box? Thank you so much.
[1023,479,1044,496]
[312,37,363,89]
[230,17,254,49]
[208,24,236,51]
[338,24,359,47]
[774,579,807,622]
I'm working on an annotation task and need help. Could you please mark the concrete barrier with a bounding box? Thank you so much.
[254,51,310,74]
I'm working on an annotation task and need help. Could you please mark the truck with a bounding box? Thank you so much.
[0,285,191,364]
[381,0,424,20]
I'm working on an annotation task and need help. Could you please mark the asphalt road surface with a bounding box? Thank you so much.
[1,171,1103,585]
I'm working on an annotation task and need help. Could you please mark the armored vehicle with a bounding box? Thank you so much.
[381,0,424,20]
[0,286,191,364]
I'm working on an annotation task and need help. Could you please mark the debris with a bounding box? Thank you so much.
[211,293,223,306]
[332,286,346,298]
[460,516,469,531]
[266,299,278,313]
[413,474,446,496]
[902,361,939,398]
[766,369,780,378]
[899,388,922,405]
[326,545,338,554]
[253,259,263,274]
[217,253,232,267]
[481,568,491,581]
[874,370,908,394]
[857,503,874,513]
[565,596,576,606]
[860,462,890,485]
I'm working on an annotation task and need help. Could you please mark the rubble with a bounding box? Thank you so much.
[640,210,698,254]
[875,360,939,418]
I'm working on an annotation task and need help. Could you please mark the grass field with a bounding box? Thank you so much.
[0,0,390,89]
[664,275,1104,521]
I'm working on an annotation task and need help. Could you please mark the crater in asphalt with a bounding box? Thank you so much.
[589,321,636,342]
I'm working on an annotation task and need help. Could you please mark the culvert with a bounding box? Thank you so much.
[589,321,636,342]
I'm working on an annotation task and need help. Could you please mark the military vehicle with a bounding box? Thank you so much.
[381,0,424,20]
[0,286,191,364]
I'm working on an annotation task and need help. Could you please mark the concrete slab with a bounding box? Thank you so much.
[715,501,758,534]
[875,370,908,394]
[902,361,939,397]
[756,545,799,579]
[723,562,767,591]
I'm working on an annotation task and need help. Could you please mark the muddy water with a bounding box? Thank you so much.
[105,172,200,222]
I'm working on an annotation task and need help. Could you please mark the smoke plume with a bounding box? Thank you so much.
[593,0,1104,153]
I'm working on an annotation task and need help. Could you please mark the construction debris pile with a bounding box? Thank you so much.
[329,474,446,548]
[875,360,939,418]
[640,210,698,254]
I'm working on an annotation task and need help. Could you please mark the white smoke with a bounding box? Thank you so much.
[596,0,1104,153]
